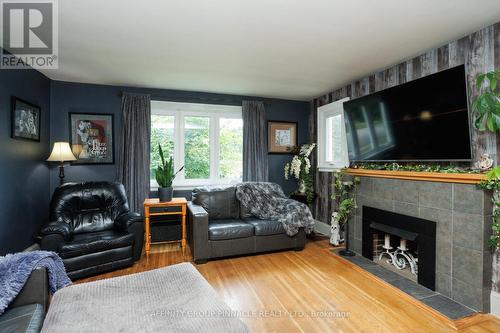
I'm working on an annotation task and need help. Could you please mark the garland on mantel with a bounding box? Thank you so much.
[350,162,482,174]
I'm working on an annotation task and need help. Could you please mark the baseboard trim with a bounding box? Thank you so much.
[314,220,331,237]
[491,291,500,318]
[23,243,40,252]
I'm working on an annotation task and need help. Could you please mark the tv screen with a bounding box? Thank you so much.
[343,65,471,162]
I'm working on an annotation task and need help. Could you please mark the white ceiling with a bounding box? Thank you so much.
[40,0,500,101]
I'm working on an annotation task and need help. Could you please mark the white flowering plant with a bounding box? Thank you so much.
[284,143,316,203]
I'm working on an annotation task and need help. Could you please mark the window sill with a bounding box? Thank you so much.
[151,182,241,192]
[318,166,345,172]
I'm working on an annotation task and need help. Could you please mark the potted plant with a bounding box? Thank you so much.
[472,69,500,316]
[472,70,500,132]
[478,166,500,314]
[284,143,316,203]
[155,144,184,202]
[330,171,360,256]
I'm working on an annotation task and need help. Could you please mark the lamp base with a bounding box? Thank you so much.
[339,249,356,257]
[58,164,65,185]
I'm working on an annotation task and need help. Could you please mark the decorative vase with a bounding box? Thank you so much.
[158,187,173,202]
[330,212,341,246]
[297,179,306,194]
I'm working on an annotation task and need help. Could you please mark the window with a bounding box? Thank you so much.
[317,97,350,171]
[151,101,243,188]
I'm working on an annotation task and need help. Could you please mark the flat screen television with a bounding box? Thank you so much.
[342,65,471,162]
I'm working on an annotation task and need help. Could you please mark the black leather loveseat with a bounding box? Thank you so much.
[188,185,306,264]
[0,268,48,333]
[39,182,144,280]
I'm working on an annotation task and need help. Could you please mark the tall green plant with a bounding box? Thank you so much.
[331,172,360,225]
[478,166,500,249]
[472,70,500,132]
[155,144,184,188]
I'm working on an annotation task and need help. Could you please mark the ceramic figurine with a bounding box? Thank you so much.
[330,212,341,246]
[476,153,494,171]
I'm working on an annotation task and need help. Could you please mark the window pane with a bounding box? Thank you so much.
[219,118,243,180]
[184,116,210,179]
[150,115,175,180]
[326,114,343,163]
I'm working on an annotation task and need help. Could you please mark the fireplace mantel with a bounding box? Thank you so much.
[344,168,486,184]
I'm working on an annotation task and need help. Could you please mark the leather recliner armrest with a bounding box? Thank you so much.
[114,212,144,262]
[39,222,72,241]
[114,212,143,230]
[187,202,210,263]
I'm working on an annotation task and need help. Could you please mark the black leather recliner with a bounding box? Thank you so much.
[39,182,144,280]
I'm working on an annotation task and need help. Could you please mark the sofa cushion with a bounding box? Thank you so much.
[240,204,254,219]
[244,218,285,236]
[192,186,240,220]
[208,219,254,241]
[58,230,135,259]
[0,304,44,333]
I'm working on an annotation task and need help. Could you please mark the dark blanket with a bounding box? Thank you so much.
[0,251,71,314]
[236,182,315,236]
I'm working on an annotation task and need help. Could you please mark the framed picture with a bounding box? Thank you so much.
[268,121,297,154]
[11,97,41,142]
[69,113,115,164]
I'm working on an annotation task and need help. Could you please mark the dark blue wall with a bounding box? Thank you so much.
[0,69,51,255]
[49,81,309,195]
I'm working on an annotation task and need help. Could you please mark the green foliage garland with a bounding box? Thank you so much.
[351,162,480,174]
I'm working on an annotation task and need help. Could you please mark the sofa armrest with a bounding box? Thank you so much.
[40,222,72,241]
[188,202,210,263]
[115,212,144,261]
[9,267,49,312]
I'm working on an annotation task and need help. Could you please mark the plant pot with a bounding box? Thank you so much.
[158,187,173,202]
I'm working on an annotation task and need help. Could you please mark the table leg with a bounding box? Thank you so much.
[145,213,150,257]
[181,212,186,256]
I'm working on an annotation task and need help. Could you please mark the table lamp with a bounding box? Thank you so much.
[47,142,77,185]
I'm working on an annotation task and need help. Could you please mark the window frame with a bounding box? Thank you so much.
[317,97,350,172]
[151,100,243,189]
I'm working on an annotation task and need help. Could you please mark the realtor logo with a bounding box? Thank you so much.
[0,0,58,69]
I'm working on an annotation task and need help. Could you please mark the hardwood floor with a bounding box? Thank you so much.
[77,236,500,332]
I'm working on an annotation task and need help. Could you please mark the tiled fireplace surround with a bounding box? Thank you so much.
[346,176,493,312]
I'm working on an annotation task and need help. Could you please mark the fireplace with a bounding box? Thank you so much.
[361,206,436,290]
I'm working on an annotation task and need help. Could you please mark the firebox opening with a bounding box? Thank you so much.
[372,232,418,282]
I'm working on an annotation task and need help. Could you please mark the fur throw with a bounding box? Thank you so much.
[236,182,315,236]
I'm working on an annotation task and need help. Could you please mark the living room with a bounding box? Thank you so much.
[1,1,500,332]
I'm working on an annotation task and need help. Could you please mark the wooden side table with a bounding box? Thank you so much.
[144,198,187,257]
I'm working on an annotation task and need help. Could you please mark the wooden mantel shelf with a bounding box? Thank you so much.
[344,168,486,184]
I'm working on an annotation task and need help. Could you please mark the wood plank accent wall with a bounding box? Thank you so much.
[309,23,500,223]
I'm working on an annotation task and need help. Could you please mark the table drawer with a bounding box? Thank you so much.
[149,206,183,214]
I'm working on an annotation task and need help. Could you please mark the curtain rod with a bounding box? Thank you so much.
[121,91,272,106]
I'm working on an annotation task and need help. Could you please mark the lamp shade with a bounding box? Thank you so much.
[47,142,77,162]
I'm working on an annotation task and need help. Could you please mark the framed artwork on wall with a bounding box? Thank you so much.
[268,121,297,154]
[69,113,115,164]
[11,97,41,142]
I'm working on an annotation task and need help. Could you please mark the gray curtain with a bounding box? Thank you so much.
[242,100,268,181]
[118,93,151,213]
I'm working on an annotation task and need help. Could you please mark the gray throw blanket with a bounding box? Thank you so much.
[0,251,71,314]
[236,182,315,236]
